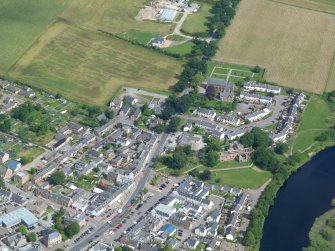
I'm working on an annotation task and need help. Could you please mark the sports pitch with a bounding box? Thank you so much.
[215,0,335,93]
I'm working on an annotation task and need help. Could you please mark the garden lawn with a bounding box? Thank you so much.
[204,167,271,189]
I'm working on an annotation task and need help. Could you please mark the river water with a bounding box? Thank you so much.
[260,147,335,251]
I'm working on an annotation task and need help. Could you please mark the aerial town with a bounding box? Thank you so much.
[2,0,334,250]
[0,71,306,251]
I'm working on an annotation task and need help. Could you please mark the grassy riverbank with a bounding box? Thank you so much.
[245,94,335,250]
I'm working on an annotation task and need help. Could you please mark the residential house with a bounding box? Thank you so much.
[0,151,9,163]
[185,237,199,249]
[216,114,240,126]
[3,233,27,248]
[244,81,281,94]
[194,107,216,120]
[7,160,21,172]
[148,36,165,48]
[13,171,29,185]
[43,231,62,248]
[109,98,123,109]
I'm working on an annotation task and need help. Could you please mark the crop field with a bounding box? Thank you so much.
[215,0,335,94]
[0,0,68,74]
[271,0,335,14]
[207,62,264,83]
[61,0,173,34]
[9,22,182,105]
[182,3,212,34]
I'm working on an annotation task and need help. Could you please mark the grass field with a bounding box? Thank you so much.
[163,42,195,56]
[271,0,335,14]
[61,0,173,34]
[207,62,264,83]
[204,167,272,189]
[182,3,212,34]
[292,96,330,153]
[215,0,335,94]
[118,29,158,45]
[0,0,68,74]
[9,22,182,105]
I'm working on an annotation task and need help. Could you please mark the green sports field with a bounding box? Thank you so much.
[9,22,182,105]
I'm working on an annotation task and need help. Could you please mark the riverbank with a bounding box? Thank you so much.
[244,94,335,250]
[260,146,335,251]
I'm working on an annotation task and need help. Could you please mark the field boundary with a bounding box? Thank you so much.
[324,48,335,92]
[267,0,335,16]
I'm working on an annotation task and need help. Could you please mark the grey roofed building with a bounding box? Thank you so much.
[19,88,35,98]
[0,79,10,88]
[17,242,43,251]
[0,188,11,200]
[244,81,281,94]
[96,113,107,122]
[227,212,238,227]
[185,237,199,249]
[0,207,38,228]
[165,238,178,248]
[88,242,113,251]
[4,84,20,93]
[119,104,131,116]
[216,114,240,126]
[206,209,221,223]
[149,36,165,47]
[207,78,234,88]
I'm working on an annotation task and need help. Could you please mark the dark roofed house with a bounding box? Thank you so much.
[148,36,165,48]
[19,88,35,98]
[4,84,20,94]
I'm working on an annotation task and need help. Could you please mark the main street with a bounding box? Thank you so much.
[70,133,168,251]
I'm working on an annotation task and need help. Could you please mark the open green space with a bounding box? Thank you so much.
[292,96,331,153]
[202,167,271,189]
[163,42,195,56]
[166,34,186,42]
[207,61,264,83]
[117,29,157,45]
[9,22,182,105]
[182,3,212,34]
[0,0,68,74]
[304,208,335,251]
[61,0,173,34]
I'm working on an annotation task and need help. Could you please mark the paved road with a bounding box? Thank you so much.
[70,133,168,251]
